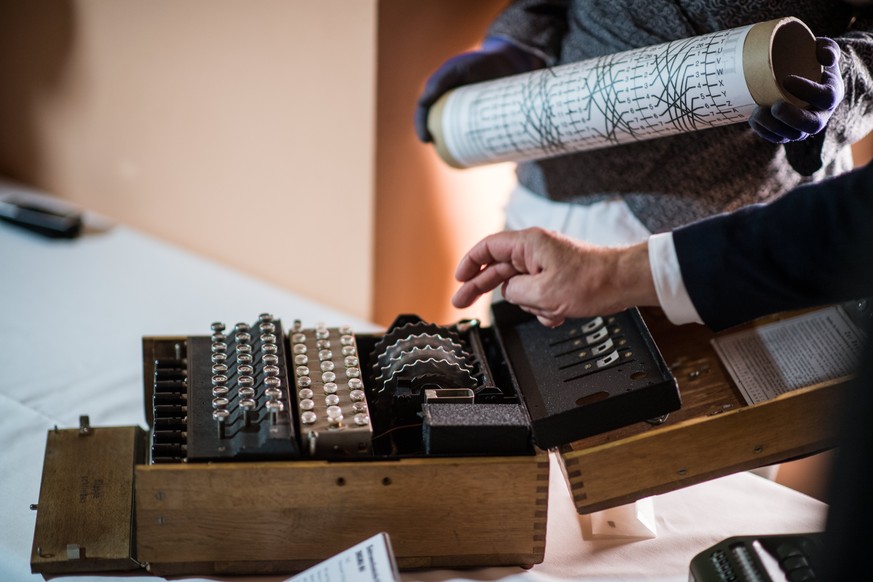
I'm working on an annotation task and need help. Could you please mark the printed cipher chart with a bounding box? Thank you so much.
[432,23,763,168]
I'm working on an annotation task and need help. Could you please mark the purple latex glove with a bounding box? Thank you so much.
[414,36,545,143]
[749,37,844,144]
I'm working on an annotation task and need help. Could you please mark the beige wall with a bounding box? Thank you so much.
[0,0,376,321]
[374,0,513,328]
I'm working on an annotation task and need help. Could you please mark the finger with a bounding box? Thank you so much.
[771,101,825,135]
[504,299,564,327]
[536,315,565,328]
[748,108,802,143]
[452,262,519,308]
[413,106,432,142]
[455,231,523,281]
[815,37,840,68]
[782,73,843,111]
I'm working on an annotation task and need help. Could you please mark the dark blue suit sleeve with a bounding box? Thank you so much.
[673,162,873,331]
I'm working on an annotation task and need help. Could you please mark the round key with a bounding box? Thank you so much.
[325,394,340,406]
[340,335,354,346]
[316,339,331,350]
[260,333,277,344]
[237,353,253,365]
[323,382,338,395]
[211,342,227,353]
[236,343,252,354]
[352,401,367,413]
[299,398,315,411]
[346,367,360,378]
[259,322,276,334]
[234,322,250,333]
[211,332,227,343]
[211,374,228,386]
[258,313,274,323]
[264,365,280,377]
[341,345,356,357]
[298,388,314,399]
[322,371,336,383]
[292,333,306,344]
[348,378,363,390]
[212,396,229,409]
[234,331,251,344]
[320,361,335,372]
[297,376,312,388]
[296,366,310,377]
[316,328,329,340]
[237,364,254,376]
[264,376,281,389]
[262,343,278,354]
[266,399,284,420]
[292,343,307,355]
[238,376,254,388]
[265,387,283,400]
[301,410,317,424]
[239,397,256,411]
[239,387,255,399]
[211,322,226,333]
[350,389,365,402]
[211,352,227,363]
[212,363,229,375]
[353,413,369,426]
[212,386,230,398]
[265,354,281,365]
[344,356,359,368]
[339,325,353,335]
[318,349,333,361]
[213,408,230,422]
[326,405,343,419]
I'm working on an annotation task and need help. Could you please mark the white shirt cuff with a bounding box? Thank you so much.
[647,233,703,326]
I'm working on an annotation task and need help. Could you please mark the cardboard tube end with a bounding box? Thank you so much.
[427,91,466,169]
[743,17,821,108]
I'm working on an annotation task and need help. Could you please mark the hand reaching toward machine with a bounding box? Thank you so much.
[452,228,658,328]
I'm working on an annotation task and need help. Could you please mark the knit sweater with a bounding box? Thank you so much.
[487,0,873,232]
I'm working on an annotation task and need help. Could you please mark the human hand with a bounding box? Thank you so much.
[749,37,844,143]
[452,228,657,328]
[414,36,544,142]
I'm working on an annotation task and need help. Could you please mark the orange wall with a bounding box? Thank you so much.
[0,0,377,320]
[374,0,514,328]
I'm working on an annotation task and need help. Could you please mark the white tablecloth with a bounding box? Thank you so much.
[0,205,827,582]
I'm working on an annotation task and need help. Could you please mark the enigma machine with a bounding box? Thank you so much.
[30,302,843,577]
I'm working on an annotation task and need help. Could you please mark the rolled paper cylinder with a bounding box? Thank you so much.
[428,17,820,169]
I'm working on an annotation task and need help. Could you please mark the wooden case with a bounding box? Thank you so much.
[30,307,843,577]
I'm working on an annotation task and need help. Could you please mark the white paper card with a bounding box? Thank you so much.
[711,306,865,405]
[283,532,400,582]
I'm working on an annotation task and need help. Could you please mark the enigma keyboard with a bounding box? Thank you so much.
[142,305,680,463]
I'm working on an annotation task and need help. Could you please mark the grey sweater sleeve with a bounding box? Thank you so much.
[485,0,570,66]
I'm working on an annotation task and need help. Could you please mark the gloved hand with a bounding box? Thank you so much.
[414,36,545,143]
[749,37,844,144]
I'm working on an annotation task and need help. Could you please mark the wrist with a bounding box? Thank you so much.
[613,242,658,310]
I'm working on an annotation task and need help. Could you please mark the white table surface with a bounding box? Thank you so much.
[0,197,827,582]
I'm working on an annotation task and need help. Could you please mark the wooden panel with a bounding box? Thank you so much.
[136,452,549,575]
[31,424,144,575]
[557,308,843,514]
